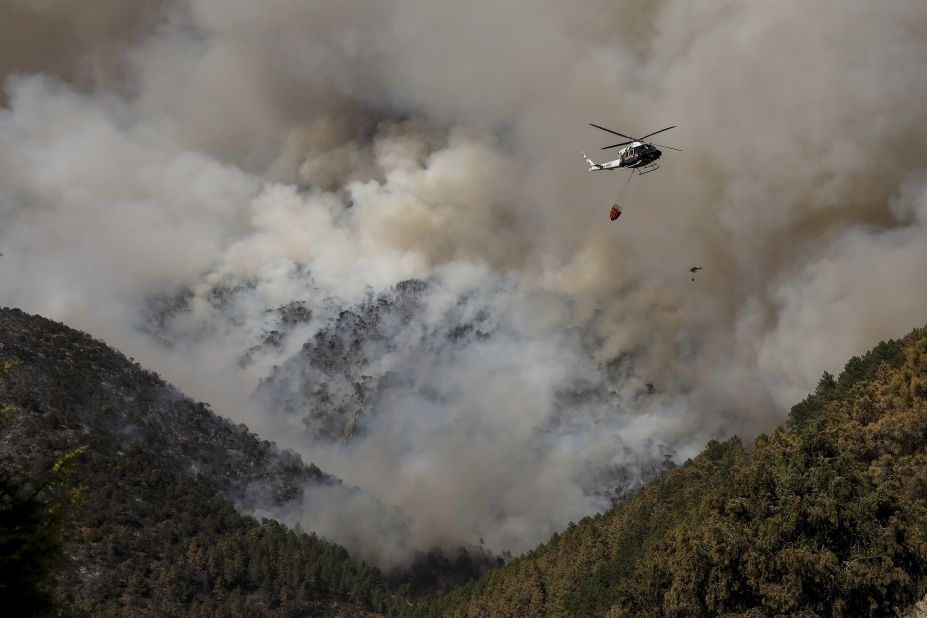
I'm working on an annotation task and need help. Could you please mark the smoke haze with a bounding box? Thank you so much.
[3,0,927,565]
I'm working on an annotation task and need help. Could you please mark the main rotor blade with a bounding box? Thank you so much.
[652,143,683,151]
[589,123,637,141]
[601,140,633,149]
[638,126,676,140]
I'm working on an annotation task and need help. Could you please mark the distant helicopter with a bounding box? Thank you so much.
[689,266,702,281]
[582,123,681,175]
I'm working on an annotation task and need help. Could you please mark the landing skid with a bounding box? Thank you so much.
[636,162,660,175]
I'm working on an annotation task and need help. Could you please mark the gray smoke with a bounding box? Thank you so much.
[3,0,927,566]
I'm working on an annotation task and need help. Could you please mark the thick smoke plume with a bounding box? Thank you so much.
[3,0,927,566]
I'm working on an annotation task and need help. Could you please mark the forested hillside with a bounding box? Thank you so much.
[5,304,927,617]
[424,327,927,617]
[0,307,404,616]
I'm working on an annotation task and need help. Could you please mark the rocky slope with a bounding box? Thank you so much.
[152,276,668,507]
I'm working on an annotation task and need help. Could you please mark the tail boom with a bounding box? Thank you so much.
[581,151,602,171]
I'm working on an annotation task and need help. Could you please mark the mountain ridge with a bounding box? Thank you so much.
[422,324,927,617]
[0,306,402,615]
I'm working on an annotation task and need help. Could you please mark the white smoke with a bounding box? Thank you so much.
[3,0,927,565]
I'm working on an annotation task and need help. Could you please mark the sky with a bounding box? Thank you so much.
[2,0,927,566]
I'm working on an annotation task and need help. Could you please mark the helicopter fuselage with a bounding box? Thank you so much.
[583,141,662,172]
[617,142,662,168]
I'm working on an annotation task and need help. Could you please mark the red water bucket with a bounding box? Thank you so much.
[609,205,622,221]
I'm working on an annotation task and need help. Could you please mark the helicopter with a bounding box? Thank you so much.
[582,123,681,175]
